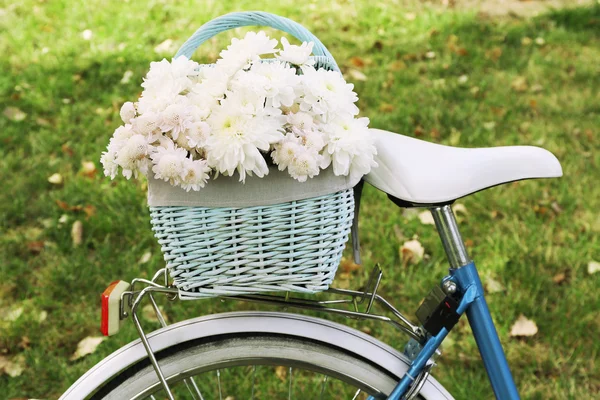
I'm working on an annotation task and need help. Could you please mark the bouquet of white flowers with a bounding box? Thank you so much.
[101,31,377,192]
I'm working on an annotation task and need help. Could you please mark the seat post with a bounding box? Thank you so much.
[430,205,471,269]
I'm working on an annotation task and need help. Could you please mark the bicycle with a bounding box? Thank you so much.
[59,13,563,400]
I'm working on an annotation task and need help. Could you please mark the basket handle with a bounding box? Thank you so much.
[175,11,339,71]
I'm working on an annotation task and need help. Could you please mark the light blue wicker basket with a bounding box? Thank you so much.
[150,12,354,299]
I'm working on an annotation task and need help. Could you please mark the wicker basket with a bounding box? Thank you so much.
[149,11,355,299]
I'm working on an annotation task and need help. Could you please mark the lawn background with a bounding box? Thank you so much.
[1,0,599,398]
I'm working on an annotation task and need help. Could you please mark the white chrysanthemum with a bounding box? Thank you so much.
[115,134,150,179]
[271,134,302,171]
[131,112,162,142]
[159,100,195,140]
[137,86,178,114]
[100,151,118,179]
[120,102,136,123]
[176,121,211,150]
[206,108,283,181]
[192,67,231,100]
[187,89,219,119]
[150,143,188,184]
[248,61,299,108]
[277,37,315,68]
[287,111,315,134]
[299,129,326,153]
[180,157,211,191]
[220,87,267,116]
[216,31,278,75]
[324,117,377,181]
[142,56,199,94]
[111,124,136,145]
[288,149,321,182]
[299,68,359,119]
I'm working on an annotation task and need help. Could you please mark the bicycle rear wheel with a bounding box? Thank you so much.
[61,312,453,399]
[97,334,400,399]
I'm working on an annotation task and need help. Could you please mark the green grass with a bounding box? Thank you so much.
[1,0,599,398]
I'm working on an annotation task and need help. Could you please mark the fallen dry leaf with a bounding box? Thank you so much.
[19,336,31,350]
[154,38,176,54]
[27,241,45,254]
[38,310,48,323]
[486,46,503,62]
[418,210,435,225]
[588,261,600,275]
[0,306,23,322]
[61,143,74,156]
[83,205,96,219]
[3,107,27,122]
[402,208,420,220]
[347,69,367,81]
[349,56,366,68]
[340,257,361,273]
[138,251,152,264]
[37,117,52,126]
[511,76,528,92]
[510,315,538,337]
[530,84,544,93]
[483,121,496,131]
[388,60,407,71]
[48,173,63,185]
[400,239,424,265]
[484,276,505,294]
[70,336,105,361]
[0,355,25,377]
[120,70,134,84]
[452,204,468,215]
[81,161,97,178]
[552,272,566,284]
[379,103,394,113]
[71,220,83,247]
[275,366,287,381]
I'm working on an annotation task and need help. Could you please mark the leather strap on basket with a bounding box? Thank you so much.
[175,11,340,72]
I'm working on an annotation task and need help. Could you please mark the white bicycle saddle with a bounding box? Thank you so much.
[364,128,562,205]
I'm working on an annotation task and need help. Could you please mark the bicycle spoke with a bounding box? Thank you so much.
[319,375,328,400]
[251,366,257,400]
[288,367,293,400]
[184,377,204,400]
[351,388,362,400]
[217,369,223,400]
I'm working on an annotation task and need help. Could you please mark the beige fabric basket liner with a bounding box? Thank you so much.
[147,166,360,208]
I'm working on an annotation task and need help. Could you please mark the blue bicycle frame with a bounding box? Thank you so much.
[385,205,520,400]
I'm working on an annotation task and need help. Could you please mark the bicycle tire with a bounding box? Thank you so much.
[61,312,454,399]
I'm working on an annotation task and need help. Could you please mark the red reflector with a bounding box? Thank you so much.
[445,301,451,309]
[101,280,121,336]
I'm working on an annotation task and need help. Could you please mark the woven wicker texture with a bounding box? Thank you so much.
[150,189,354,299]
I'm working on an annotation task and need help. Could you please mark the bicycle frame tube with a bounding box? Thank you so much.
[452,262,520,400]
[387,206,519,399]
[432,205,519,400]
